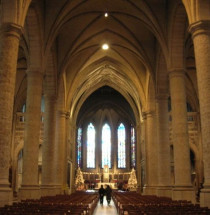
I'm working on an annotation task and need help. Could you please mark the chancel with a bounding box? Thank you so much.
[103,165,109,183]
[0,0,210,214]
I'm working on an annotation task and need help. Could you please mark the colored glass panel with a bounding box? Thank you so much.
[131,125,136,167]
[87,123,95,168]
[77,127,82,167]
[118,123,126,168]
[102,123,111,168]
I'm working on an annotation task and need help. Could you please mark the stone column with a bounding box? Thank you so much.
[19,70,43,200]
[143,111,158,195]
[136,123,141,193]
[140,118,146,192]
[41,95,59,196]
[69,120,76,194]
[156,95,172,197]
[169,70,195,202]
[189,20,210,207]
[64,112,70,192]
[55,110,67,194]
[0,23,22,206]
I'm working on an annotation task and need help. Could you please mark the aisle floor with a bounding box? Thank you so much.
[93,198,118,215]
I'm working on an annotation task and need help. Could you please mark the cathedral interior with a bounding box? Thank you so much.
[0,0,210,210]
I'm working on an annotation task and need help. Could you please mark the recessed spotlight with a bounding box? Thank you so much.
[102,44,109,50]
[104,13,108,17]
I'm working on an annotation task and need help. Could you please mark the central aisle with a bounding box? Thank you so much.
[93,198,118,215]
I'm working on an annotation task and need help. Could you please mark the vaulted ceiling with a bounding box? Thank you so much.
[15,0,197,122]
[43,0,169,119]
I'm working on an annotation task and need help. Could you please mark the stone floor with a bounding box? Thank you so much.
[93,198,118,215]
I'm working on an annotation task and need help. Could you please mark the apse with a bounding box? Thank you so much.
[76,86,136,174]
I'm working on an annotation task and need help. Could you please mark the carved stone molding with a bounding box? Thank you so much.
[189,20,210,39]
[168,69,186,79]
[0,22,22,39]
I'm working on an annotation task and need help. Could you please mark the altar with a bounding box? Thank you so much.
[97,182,116,189]
[81,165,131,190]
[95,165,117,189]
[103,165,109,183]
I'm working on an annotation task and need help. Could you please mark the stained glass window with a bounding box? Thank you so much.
[102,123,111,168]
[77,127,82,167]
[21,103,26,122]
[41,96,45,112]
[118,123,126,168]
[41,96,45,122]
[87,123,95,168]
[22,103,26,113]
[131,125,136,167]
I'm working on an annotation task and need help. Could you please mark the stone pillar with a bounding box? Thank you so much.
[19,70,43,200]
[143,111,158,195]
[69,122,76,194]
[55,110,67,194]
[41,95,59,196]
[169,70,195,202]
[64,112,70,192]
[189,20,210,207]
[156,95,172,198]
[136,123,141,193]
[140,118,146,192]
[0,23,22,206]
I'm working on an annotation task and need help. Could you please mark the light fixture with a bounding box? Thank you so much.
[104,12,108,17]
[102,44,109,50]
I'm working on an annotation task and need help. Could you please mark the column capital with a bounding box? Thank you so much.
[26,69,43,76]
[57,110,66,118]
[43,94,56,101]
[156,93,169,101]
[142,111,155,119]
[0,22,22,39]
[168,69,186,79]
[66,111,70,119]
[57,110,70,119]
[189,20,210,39]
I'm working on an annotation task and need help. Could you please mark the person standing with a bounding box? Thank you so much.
[105,185,112,205]
[99,185,105,205]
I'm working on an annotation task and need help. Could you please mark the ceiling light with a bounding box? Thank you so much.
[102,44,109,50]
[104,13,108,17]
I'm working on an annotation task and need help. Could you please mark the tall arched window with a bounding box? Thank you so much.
[77,127,82,167]
[118,123,126,168]
[20,103,26,122]
[131,125,136,167]
[17,149,23,189]
[41,96,45,112]
[22,103,26,113]
[102,123,111,168]
[41,96,45,122]
[87,123,95,168]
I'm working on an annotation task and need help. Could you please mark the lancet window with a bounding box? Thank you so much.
[87,123,96,168]
[118,123,126,168]
[102,123,111,168]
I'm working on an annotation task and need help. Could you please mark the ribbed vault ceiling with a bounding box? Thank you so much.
[43,0,167,120]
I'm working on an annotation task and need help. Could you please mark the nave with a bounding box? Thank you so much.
[93,200,117,215]
[0,191,210,215]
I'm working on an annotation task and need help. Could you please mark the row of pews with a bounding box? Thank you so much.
[112,191,210,215]
[0,191,99,215]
